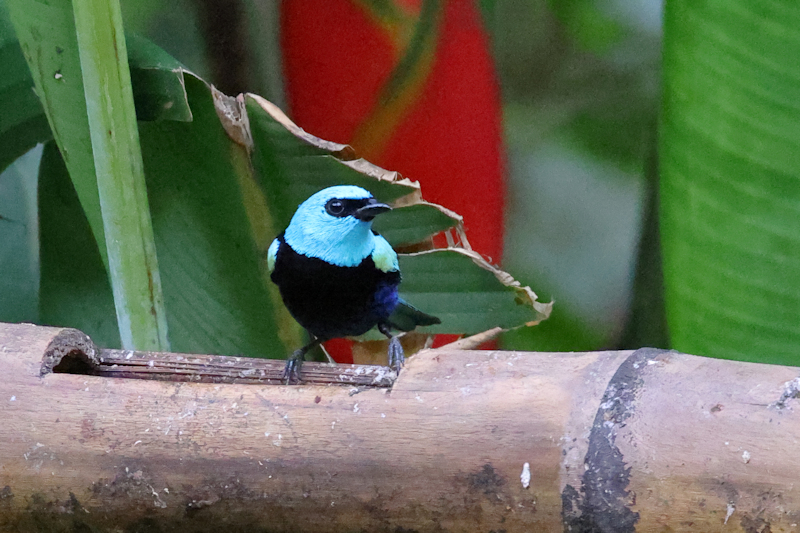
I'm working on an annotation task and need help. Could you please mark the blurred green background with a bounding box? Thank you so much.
[493,1,662,352]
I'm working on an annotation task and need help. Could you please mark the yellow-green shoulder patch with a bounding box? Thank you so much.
[372,236,399,273]
[267,239,280,273]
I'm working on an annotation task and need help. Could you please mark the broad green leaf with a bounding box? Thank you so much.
[0,145,41,323]
[6,0,106,266]
[126,32,192,122]
[0,4,51,173]
[246,93,392,218]
[140,76,286,358]
[397,248,552,335]
[502,305,607,353]
[4,29,293,357]
[38,142,121,348]
[373,202,460,248]
[661,1,800,364]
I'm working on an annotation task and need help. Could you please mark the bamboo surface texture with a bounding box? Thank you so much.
[1,322,800,532]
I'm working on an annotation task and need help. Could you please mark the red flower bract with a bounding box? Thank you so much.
[281,0,505,361]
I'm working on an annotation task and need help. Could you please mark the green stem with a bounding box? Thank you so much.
[72,0,169,351]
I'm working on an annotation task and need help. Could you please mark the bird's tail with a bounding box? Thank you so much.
[388,299,441,332]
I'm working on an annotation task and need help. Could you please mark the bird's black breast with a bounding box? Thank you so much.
[270,234,401,340]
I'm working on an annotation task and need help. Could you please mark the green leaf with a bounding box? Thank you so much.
[397,248,551,335]
[501,303,607,353]
[7,0,107,266]
[126,32,192,122]
[373,202,459,248]
[0,145,41,323]
[38,142,121,348]
[139,76,286,358]
[0,4,51,173]
[661,1,800,365]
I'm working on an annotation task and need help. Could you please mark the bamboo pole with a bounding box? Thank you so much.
[1,322,799,532]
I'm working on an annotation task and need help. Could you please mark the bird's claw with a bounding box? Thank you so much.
[282,337,323,384]
[388,336,405,373]
[283,350,305,384]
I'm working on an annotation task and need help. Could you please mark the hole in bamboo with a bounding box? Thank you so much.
[52,349,96,375]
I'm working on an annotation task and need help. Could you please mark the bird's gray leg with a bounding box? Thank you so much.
[319,343,336,364]
[283,336,323,384]
[378,323,404,372]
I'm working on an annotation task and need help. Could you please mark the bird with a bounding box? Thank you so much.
[267,185,441,383]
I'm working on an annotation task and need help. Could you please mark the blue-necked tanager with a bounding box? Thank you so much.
[268,185,440,382]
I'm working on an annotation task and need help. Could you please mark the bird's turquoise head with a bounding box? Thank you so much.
[283,185,397,270]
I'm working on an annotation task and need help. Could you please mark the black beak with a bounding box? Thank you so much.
[354,199,392,222]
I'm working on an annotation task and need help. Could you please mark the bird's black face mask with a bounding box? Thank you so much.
[325,197,392,222]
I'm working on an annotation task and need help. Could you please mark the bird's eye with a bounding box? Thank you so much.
[326,199,345,216]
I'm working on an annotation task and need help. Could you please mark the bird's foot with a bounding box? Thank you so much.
[283,336,323,384]
[387,336,405,373]
[283,348,306,384]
